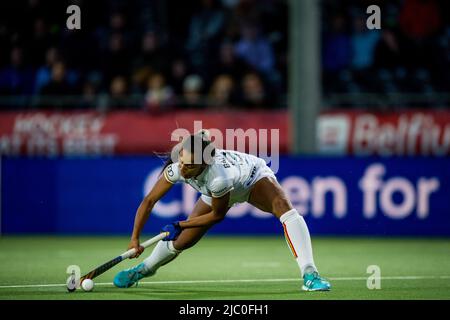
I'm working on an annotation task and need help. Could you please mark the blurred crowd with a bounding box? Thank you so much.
[322,0,449,102]
[0,0,448,111]
[0,0,287,110]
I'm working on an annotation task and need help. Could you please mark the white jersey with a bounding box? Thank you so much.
[163,149,275,206]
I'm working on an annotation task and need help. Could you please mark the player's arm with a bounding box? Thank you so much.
[128,166,177,257]
[130,175,173,241]
[179,192,230,229]
[178,177,232,229]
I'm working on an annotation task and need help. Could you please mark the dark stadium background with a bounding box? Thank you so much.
[0,0,449,301]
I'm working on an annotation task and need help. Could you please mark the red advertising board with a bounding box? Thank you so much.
[0,110,289,156]
[1,109,449,156]
[317,110,450,156]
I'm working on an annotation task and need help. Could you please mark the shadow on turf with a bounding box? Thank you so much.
[0,285,304,299]
[113,285,310,299]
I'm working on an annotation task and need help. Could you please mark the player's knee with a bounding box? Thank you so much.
[174,238,197,251]
[271,196,292,217]
[173,239,185,250]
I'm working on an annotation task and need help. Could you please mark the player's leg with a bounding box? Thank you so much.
[142,197,212,273]
[114,198,212,288]
[248,176,317,274]
[248,176,331,291]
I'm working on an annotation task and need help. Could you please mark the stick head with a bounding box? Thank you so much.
[66,278,77,292]
[66,269,78,292]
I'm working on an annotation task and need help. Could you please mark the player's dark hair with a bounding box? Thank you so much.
[181,133,215,164]
[160,131,215,176]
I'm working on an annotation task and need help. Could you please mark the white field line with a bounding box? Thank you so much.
[0,275,449,289]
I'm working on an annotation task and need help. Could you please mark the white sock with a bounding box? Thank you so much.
[279,209,318,277]
[143,240,181,274]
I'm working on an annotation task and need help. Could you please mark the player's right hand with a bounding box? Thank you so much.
[128,239,144,258]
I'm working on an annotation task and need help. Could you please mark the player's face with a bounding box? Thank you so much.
[179,149,204,179]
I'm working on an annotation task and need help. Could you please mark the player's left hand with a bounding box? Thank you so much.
[161,221,182,241]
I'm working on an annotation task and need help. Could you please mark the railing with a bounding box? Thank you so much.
[323,93,450,110]
[0,93,450,111]
[0,94,281,110]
